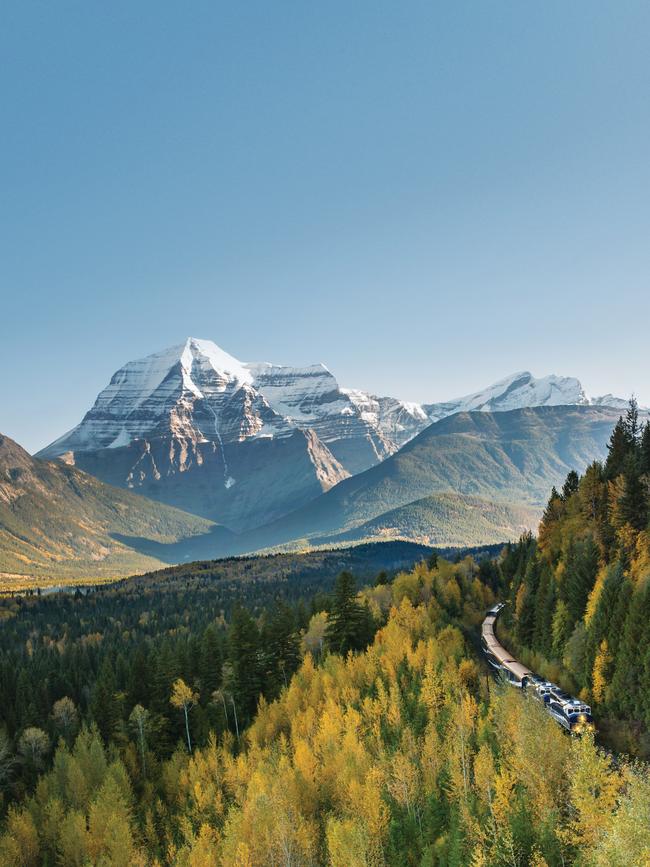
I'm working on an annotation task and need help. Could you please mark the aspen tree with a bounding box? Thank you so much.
[171,678,199,754]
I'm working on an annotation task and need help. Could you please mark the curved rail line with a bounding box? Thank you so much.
[481,604,594,735]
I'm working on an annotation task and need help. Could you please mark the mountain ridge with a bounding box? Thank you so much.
[36,337,636,534]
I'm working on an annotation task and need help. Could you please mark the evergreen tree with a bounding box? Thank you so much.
[561,470,580,501]
[563,537,600,624]
[198,625,223,703]
[532,567,556,656]
[325,572,374,655]
[605,414,634,481]
[516,559,539,647]
[583,564,623,688]
[606,577,633,658]
[609,583,650,718]
[623,396,641,445]
[263,602,301,696]
[618,453,648,531]
[228,607,263,722]
[640,421,650,476]
[90,659,120,744]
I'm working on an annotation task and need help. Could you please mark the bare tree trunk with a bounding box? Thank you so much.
[184,704,192,753]
[231,697,240,743]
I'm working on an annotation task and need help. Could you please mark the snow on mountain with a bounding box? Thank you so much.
[38,338,636,532]
[589,394,632,411]
[245,363,398,473]
[422,371,589,422]
[341,389,429,447]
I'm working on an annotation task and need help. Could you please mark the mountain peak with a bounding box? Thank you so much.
[181,338,253,386]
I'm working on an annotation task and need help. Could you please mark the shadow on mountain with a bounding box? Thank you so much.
[110,526,240,564]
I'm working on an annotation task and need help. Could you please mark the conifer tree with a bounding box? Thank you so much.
[561,470,580,501]
[563,537,600,625]
[640,421,650,476]
[228,606,263,722]
[263,602,301,695]
[90,659,120,744]
[623,396,641,445]
[325,571,374,655]
[198,624,223,702]
[619,453,648,531]
[605,416,633,481]
[609,583,650,717]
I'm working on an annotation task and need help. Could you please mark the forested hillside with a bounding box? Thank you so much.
[0,432,221,587]
[0,550,648,864]
[499,400,650,754]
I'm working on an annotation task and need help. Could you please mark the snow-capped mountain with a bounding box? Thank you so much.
[38,338,634,532]
[422,371,589,422]
[39,339,350,530]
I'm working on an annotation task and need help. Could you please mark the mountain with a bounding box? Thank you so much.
[38,337,634,533]
[38,339,350,530]
[0,432,228,585]
[308,494,540,549]
[239,405,623,551]
[423,370,587,421]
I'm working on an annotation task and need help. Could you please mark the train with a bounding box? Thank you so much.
[481,604,594,735]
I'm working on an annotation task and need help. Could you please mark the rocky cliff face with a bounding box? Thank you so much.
[38,339,353,529]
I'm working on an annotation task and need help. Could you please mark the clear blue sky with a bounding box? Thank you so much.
[2,2,649,452]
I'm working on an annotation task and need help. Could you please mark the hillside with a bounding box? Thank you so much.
[123,539,433,594]
[238,405,622,552]
[311,492,540,549]
[499,403,650,755]
[0,432,226,587]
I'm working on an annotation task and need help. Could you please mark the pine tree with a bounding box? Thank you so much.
[325,572,373,655]
[561,470,580,501]
[605,417,633,481]
[618,453,648,531]
[623,396,641,445]
[583,564,623,685]
[228,606,263,722]
[563,537,600,624]
[516,559,540,647]
[90,659,120,744]
[263,602,301,696]
[533,572,557,657]
[608,582,650,717]
[198,625,223,702]
[640,422,650,476]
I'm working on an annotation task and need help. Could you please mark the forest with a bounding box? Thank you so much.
[499,399,650,756]
[0,408,648,864]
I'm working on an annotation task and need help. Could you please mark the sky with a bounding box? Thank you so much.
[2,2,649,453]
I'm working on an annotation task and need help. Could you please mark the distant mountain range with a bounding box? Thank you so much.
[37,337,635,533]
[229,404,622,554]
[0,337,639,581]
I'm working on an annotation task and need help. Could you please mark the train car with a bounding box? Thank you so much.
[480,605,596,735]
[533,681,558,704]
[547,689,594,734]
[480,606,534,687]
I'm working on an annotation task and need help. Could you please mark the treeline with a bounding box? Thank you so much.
[2,556,649,865]
[501,400,650,752]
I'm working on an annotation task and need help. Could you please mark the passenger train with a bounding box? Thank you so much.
[481,604,594,735]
